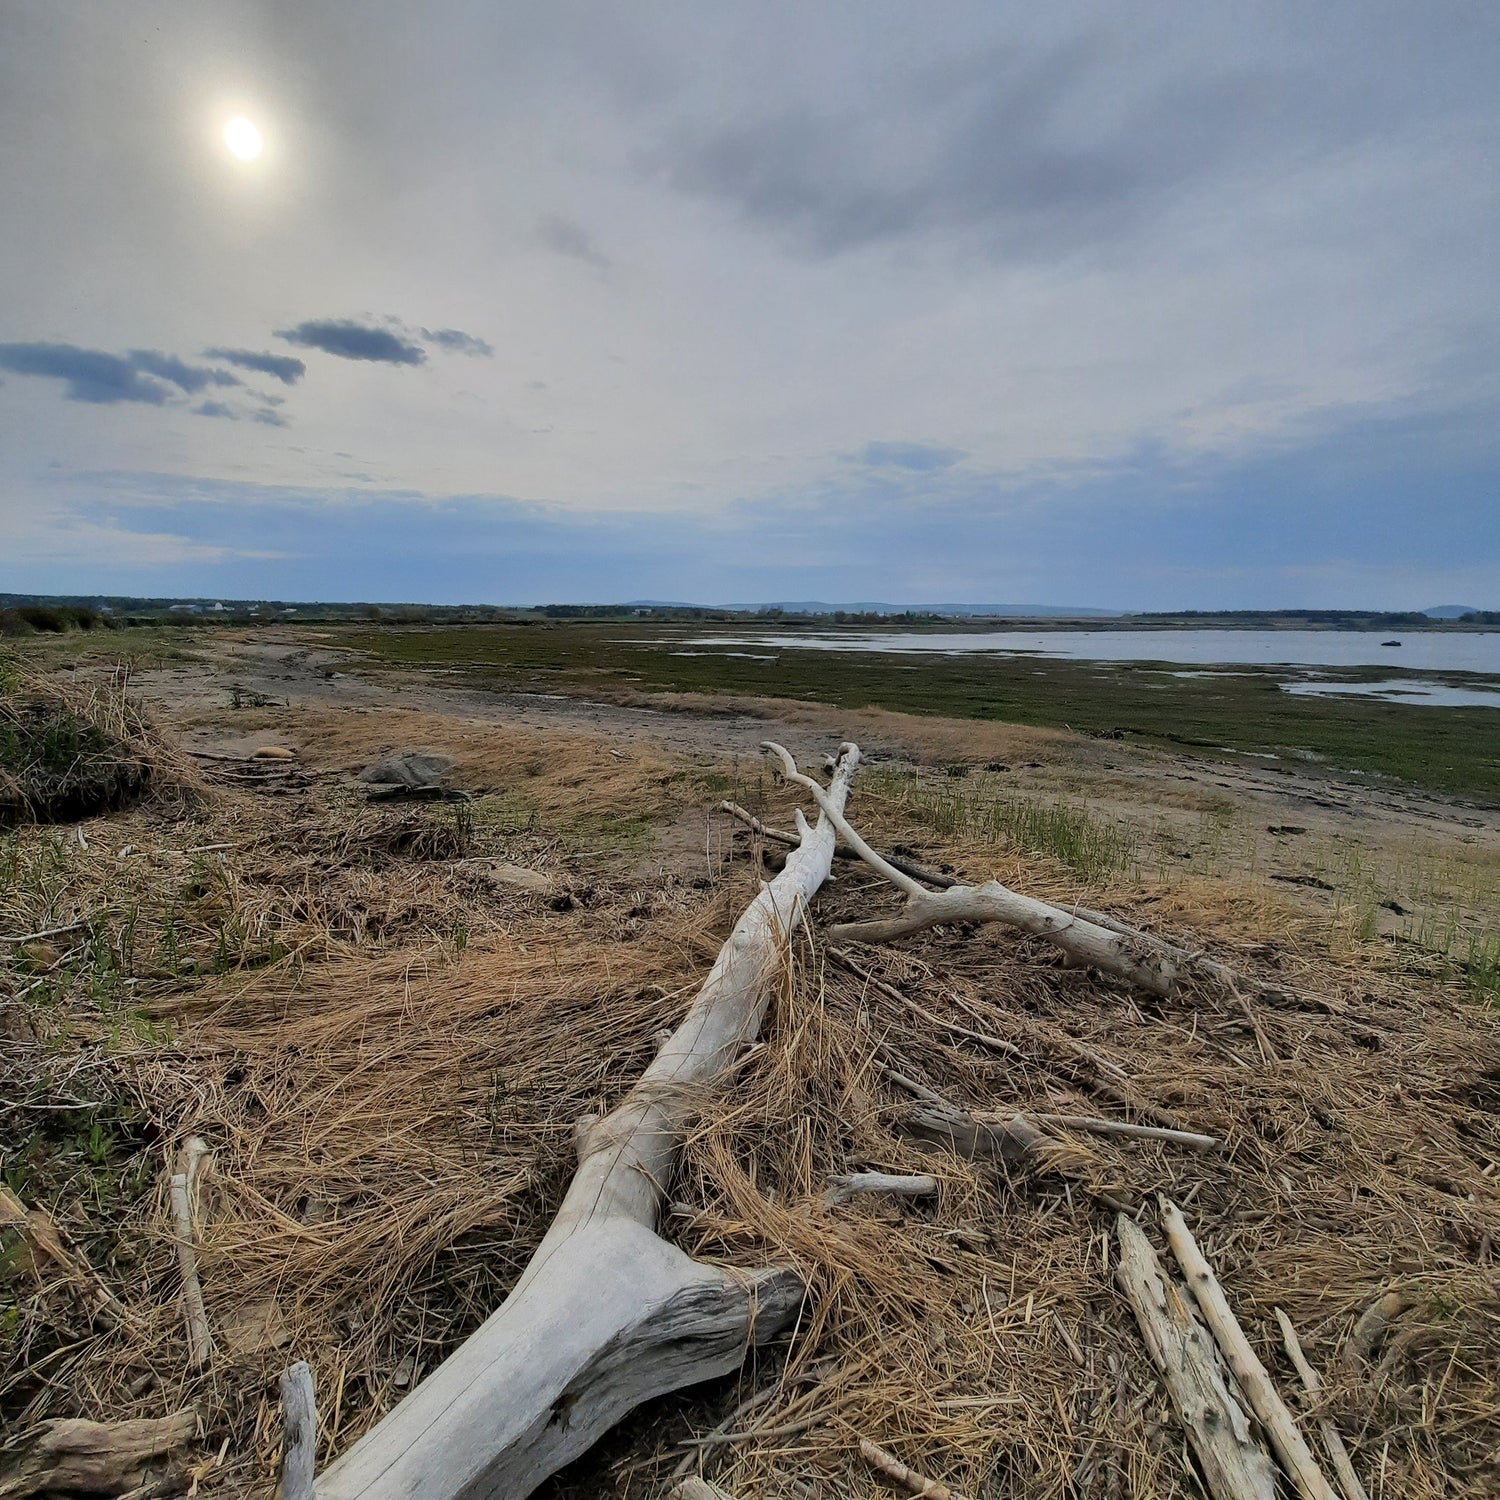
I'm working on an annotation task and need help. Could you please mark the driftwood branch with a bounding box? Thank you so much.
[1159,1200,1340,1500]
[981,1113,1219,1151]
[316,745,863,1500]
[1114,1215,1275,1500]
[280,1361,318,1500]
[720,800,957,888]
[0,1410,197,1500]
[1275,1308,1370,1500]
[168,1136,213,1367]
[759,741,1235,999]
[859,1438,973,1500]
[823,1172,939,1206]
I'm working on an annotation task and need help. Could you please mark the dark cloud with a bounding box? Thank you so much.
[0,341,174,404]
[275,319,426,366]
[658,40,1294,259]
[420,327,494,357]
[251,408,290,427]
[193,400,237,419]
[534,214,610,271]
[127,350,239,394]
[849,441,965,472]
[203,347,307,385]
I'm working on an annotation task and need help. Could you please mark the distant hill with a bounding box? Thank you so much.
[1424,604,1484,619]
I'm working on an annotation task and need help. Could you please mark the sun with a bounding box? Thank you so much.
[223,117,263,161]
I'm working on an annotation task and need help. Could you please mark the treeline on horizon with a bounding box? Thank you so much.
[1,594,1496,637]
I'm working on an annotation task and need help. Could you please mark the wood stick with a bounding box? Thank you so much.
[720,801,958,888]
[996,1113,1219,1151]
[824,1172,938,1206]
[1159,1199,1341,1500]
[1275,1308,1370,1500]
[859,1438,972,1500]
[1114,1215,1275,1500]
[279,1360,317,1500]
[167,1136,213,1368]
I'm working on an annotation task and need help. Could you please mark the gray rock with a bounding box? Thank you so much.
[358,751,455,789]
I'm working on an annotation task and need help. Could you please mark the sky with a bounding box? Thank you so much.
[1,2,1497,610]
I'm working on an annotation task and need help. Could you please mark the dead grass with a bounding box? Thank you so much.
[3,710,1498,1500]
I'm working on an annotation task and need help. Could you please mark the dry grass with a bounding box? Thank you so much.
[3,692,1498,1499]
[0,660,204,828]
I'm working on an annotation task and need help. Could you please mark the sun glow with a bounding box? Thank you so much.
[223,116,263,161]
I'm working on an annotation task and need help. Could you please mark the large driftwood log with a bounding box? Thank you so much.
[0,1410,196,1500]
[1114,1216,1276,1500]
[1159,1201,1340,1500]
[760,743,1234,998]
[315,746,862,1500]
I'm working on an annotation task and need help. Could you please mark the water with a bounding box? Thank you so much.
[1283,679,1500,708]
[678,628,1500,674]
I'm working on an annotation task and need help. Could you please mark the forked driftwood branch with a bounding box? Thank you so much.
[315,746,863,1500]
[759,742,1235,999]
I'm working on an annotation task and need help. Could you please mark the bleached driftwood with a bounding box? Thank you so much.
[760,743,1234,999]
[859,1438,973,1500]
[315,746,863,1500]
[1159,1200,1340,1500]
[1114,1216,1276,1500]
[823,1172,938,1206]
[720,800,957,887]
[281,1361,318,1500]
[0,1409,196,1500]
[991,1113,1219,1151]
[1275,1308,1370,1500]
[168,1136,213,1367]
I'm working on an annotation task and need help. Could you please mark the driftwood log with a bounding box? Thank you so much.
[167,1136,212,1367]
[1159,1200,1340,1500]
[280,1361,318,1500]
[0,1410,196,1500]
[315,745,863,1500]
[1114,1216,1276,1500]
[1275,1309,1370,1500]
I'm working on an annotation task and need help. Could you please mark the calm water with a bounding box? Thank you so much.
[680,628,1500,674]
[1284,679,1500,708]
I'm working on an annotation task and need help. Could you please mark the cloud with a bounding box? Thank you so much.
[658,40,1298,261]
[848,441,965,472]
[0,342,175,404]
[203,347,307,385]
[126,350,239,394]
[275,319,426,366]
[534,214,610,271]
[0,342,246,404]
[251,407,290,427]
[193,400,237,419]
[420,327,494,357]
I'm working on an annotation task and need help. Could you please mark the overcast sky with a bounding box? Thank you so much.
[1,1,1496,608]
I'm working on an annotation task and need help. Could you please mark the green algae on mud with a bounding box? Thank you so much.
[341,622,1500,805]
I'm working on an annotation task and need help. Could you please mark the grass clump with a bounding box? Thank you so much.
[0,661,200,827]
